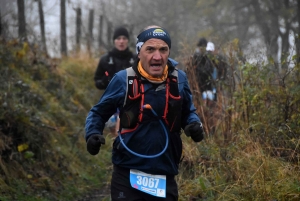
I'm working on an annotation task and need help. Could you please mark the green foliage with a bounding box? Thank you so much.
[1,38,300,200]
[0,40,110,200]
[233,59,300,160]
[181,39,300,200]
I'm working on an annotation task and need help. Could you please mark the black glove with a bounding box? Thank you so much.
[86,134,105,155]
[184,122,204,142]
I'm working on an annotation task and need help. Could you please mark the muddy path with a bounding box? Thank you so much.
[76,182,111,201]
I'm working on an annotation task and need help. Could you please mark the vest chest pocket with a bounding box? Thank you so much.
[166,94,182,132]
[120,97,141,129]
[164,77,182,132]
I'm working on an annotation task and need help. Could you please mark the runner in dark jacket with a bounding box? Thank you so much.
[94,48,135,89]
[94,26,135,136]
[85,25,204,201]
[94,26,135,90]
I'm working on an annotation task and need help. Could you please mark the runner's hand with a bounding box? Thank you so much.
[184,122,204,142]
[86,134,105,155]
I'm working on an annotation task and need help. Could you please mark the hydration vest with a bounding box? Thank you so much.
[119,67,183,133]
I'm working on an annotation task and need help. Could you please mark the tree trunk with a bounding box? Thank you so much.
[98,15,103,49]
[128,24,135,49]
[0,10,2,36]
[37,0,47,54]
[17,0,26,40]
[251,0,279,69]
[60,0,67,56]
[297,0,300,63]
[87,9,94,56]
[107,21,112,49]
[75,7,82,52]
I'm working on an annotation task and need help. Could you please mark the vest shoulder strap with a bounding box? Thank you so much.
[123,67,179,106]
[124,67,138,106]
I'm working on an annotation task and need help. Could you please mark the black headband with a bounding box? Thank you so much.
[136,27,171,54]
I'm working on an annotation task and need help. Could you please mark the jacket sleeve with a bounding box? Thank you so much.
[178,70,201,128]
[85,71,126,141]
[94,55,109,90]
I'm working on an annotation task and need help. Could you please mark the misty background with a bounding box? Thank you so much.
[1,1,300,200]
[0,0,299,70]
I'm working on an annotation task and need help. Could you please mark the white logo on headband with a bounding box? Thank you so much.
[153,29,167,37]
[136,42,144,54]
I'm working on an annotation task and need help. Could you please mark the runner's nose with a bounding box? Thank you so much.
[153,51,162,60]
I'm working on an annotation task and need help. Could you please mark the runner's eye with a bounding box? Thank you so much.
[146,47,155,51]
[160,47,169,53]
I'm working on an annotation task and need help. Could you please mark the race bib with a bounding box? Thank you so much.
[130,169,166,198]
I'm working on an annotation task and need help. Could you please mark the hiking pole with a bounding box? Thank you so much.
[117,104,169,158]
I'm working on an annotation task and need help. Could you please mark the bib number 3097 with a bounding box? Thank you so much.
[130,169,166,198]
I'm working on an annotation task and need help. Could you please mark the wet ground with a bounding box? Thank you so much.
[76,183,111,201]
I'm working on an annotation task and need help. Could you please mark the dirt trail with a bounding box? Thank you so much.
[76,183,111,201]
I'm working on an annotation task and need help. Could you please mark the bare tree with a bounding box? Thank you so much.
[250,0,279,62]
[297,0,300,62]
[37,0,47,54]
[60,0,67,56]
[192,0,298,69]
[87,9,94,55]
[17,0,26,40]
[75,7,82,52]
[107,20,112,49]
[98,14,103,49]
[0,1,14,38]
[0,10,2,36]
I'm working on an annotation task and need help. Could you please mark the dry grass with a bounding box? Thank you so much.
[1,39,300,200]
[176,40,300,200]
[0,41,111,200]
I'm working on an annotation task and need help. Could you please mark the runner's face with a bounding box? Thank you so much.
[138,38,169,77]
[114,36,129,51]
